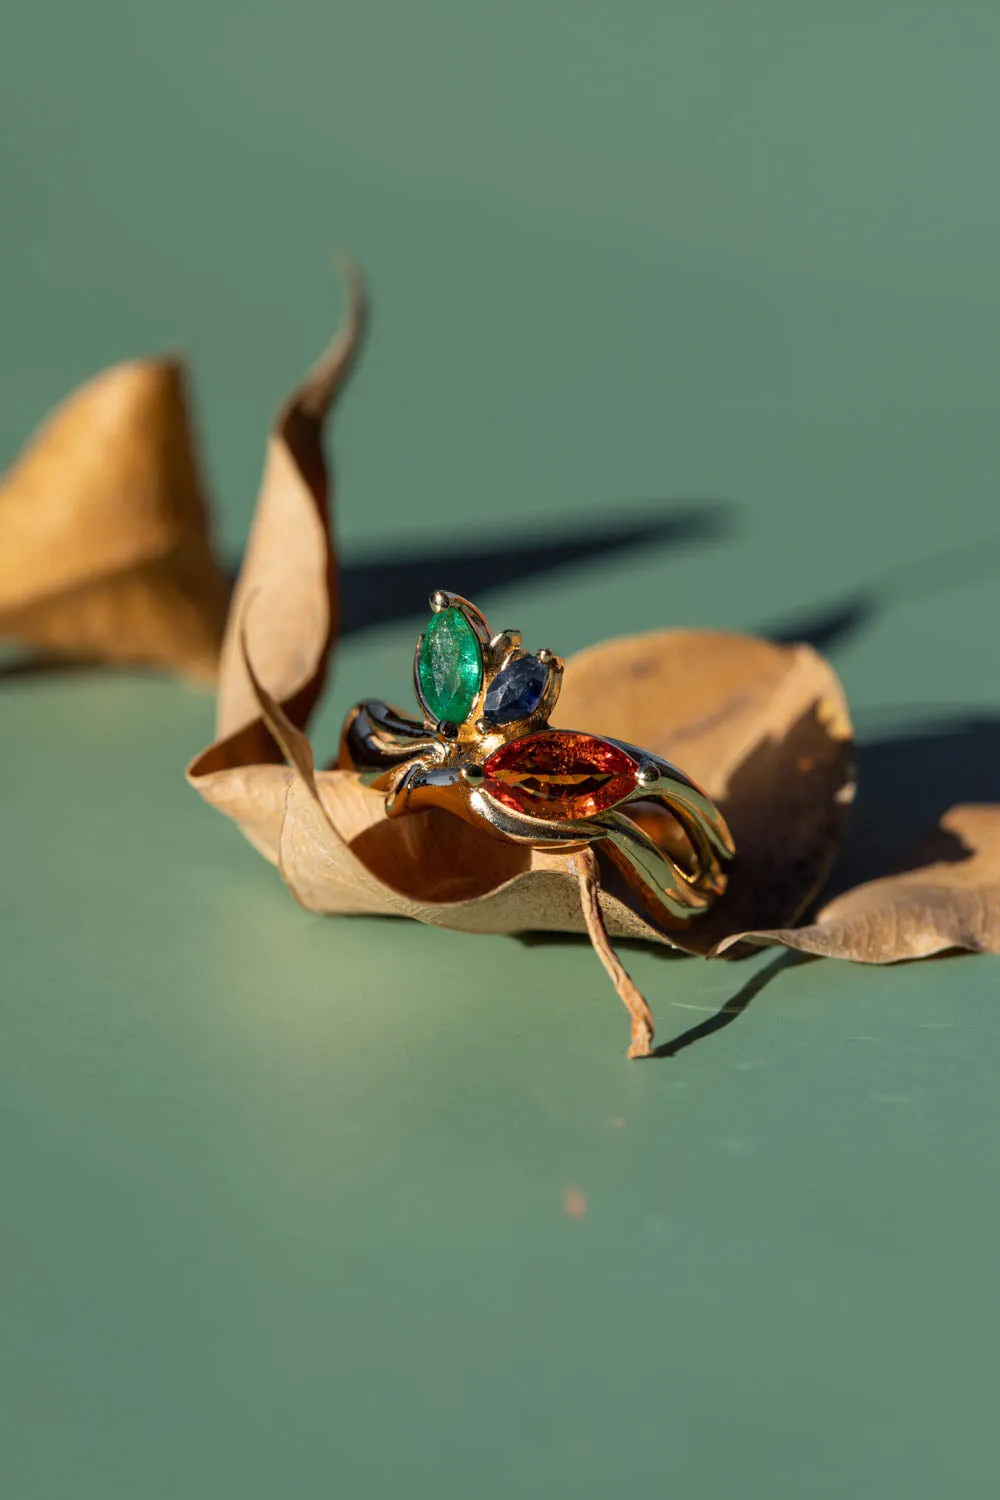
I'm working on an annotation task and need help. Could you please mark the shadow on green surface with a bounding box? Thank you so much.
[0,500,732,681]
[337,501,732,636]
[0,652,101,681]
[764,533,1000,657]
[650,951,812,1058]
[519,935,812,1056]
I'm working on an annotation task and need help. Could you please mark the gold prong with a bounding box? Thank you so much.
[429,590,450,613]
[537,648,555,663]
[490,629,522,653]
[475,717,491,735]
[637,763,659,788]
[461,764,485,787]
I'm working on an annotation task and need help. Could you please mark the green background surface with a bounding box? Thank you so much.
[3,3,1000,1495]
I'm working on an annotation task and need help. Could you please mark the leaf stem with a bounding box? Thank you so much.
[573,848,655,1059]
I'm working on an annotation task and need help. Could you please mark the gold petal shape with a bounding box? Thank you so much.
[0,359,227,680]
[717,805,1000,961]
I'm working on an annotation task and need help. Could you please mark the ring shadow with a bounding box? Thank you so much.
[828,715,1000,896]
[763,534,1000,658]
[650,950,813,1058]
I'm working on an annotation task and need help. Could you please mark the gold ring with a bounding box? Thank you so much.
[338,591,736,926]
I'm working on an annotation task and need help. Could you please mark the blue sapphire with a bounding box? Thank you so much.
[483,653,549,724]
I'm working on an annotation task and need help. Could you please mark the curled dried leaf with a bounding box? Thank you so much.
[187,263,367,824]
[0,359,227,680]
[215,261,367,746]
[716,805,1000,962]
[186,270,858,1055]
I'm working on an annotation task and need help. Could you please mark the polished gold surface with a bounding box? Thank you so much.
[339,592,736,927]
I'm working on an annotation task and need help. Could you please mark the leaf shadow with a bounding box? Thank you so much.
[0,652,102,681]
[337,500,733,636]
[0,499,733,680]
[826,713,1000,897]
[650,950,813,1058]
[762,534,1000,657]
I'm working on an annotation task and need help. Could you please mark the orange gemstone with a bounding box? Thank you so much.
[482,731,638,819]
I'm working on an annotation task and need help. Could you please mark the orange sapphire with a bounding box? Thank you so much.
[482,731,638,820]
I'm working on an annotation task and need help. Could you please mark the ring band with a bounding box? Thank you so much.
[338,591,736,925]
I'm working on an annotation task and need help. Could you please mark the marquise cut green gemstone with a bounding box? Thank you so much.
[417,606,483,724]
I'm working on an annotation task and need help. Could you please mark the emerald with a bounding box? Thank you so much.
[417,606,483,724]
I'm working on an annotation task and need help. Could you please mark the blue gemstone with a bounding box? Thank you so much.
[483,653,549,724]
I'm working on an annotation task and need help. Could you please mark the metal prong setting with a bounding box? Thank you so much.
[490,629,522,654]
[343,591,736,934]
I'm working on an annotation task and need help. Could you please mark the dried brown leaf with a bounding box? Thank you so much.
[717,805,1000,962]
[573,847,655,1058]
[198,621,855,949]
[188,290,854,959]
[0,358,227,680]
[186,270,860,1053]
[222,618,854,1056]
[216,263,367,745]
[7,264,987,1055]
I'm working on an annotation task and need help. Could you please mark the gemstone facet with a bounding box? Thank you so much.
[482,731,638,819]
[417,607,483,724]
[482,653,549,724]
